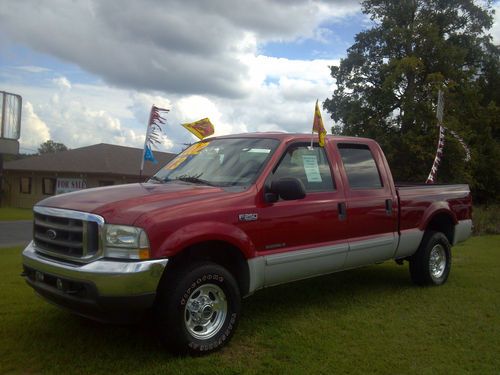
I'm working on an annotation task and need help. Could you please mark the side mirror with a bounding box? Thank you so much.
[267,177,306,202]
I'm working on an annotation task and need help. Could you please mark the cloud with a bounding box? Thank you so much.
[15,65,51,73]
[20,102,51,151]
[52,76,71,91]
[0,0,358,98]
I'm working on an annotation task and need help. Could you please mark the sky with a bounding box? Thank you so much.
[1,0,499,154]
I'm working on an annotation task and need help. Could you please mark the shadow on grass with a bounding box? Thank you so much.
[7,262,412,369]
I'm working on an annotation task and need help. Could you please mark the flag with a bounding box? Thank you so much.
[141,105,169,175]
[182,118,214,140]
[312,100,327,147]
[144,145,158,164]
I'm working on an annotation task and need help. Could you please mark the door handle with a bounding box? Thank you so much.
[338,202,347,221]
[385,199,393,215]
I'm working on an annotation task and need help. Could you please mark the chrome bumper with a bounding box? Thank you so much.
[22,241,168,296]
[22,241,168,322]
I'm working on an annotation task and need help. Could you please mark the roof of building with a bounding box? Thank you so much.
[4,143,176,177]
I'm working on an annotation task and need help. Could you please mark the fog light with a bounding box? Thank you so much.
[57,279,63,290]
[35,271,44,282]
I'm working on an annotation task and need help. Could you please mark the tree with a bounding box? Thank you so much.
[325,0,500,203]
[38,140,69,154]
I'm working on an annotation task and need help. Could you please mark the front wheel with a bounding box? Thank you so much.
[156,262,241,355]
[409,231,451,286]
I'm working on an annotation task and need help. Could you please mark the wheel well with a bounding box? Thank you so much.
[165,241,250,296]
[426,213,454,244]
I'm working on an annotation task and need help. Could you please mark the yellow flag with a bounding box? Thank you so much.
[312,100,327,147]
[181,118,214,140]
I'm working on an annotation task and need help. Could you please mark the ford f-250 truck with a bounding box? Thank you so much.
[22,133,472,354]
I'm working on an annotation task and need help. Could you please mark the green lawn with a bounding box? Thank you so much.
[1,236,499,375]
[0,207,33,221]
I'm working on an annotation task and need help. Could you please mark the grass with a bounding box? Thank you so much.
[473,205,500,235]
[0,207,33,221]
[1,236,499,375]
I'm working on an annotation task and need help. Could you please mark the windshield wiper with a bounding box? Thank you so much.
[148,176,164,184]
[175,176,215,186]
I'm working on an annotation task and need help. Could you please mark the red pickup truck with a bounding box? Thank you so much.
[22,133,472,354]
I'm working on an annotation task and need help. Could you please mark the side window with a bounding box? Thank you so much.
[271,144,334,192]
[338,143,382,189]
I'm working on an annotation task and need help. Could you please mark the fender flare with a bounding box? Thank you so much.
[156,221,255,259]
[418,201,458,232]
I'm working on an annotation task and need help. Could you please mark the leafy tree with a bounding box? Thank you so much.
[325,0,500,203]
[38,140,69,154]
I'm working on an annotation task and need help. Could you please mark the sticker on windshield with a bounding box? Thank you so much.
[164,156,188,170]
[302,155,322,182]
[184,142,209,155]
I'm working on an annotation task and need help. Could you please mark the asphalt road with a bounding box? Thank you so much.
[0,220,32,248]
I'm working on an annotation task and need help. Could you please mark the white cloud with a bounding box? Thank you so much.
[52,76,72,91]
[15,65,51,73]
[20,102,51,152]
[0,0,358,97]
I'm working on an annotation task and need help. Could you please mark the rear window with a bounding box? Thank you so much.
[338,144,382,189]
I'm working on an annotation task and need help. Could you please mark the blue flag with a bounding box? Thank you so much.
[144,145,158,164]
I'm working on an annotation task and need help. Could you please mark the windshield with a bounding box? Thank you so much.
[150,138,280,187]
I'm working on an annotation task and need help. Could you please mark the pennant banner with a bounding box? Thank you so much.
[426,90,471,184]
[182,118,214,140]
[141,105,169,174]
[312,100,327,147]
[426,126,446,184]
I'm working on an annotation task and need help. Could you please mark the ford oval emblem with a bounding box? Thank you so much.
[46,229,57,240]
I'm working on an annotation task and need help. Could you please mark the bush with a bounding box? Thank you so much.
[473,205,500,235]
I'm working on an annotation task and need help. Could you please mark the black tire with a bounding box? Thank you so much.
[409,231,451,286]
[156,262,241,355]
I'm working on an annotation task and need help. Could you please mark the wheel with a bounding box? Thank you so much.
[409,231,451,286]
[156,262,241,355]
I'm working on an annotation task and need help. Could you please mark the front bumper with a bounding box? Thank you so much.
[22,241,168,322]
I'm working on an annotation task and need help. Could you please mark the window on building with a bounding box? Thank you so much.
[42,178,56,195]
[270,143,335,193]
[99,180,114,187]
[338,144,383,189]
[20,177,32,194]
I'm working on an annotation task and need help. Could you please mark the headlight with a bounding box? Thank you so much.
[103,224,150,260]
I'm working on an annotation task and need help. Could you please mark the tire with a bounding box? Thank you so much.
[409,231,451,286]
[156,262,241,355]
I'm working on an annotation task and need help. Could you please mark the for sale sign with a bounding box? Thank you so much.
[56,178,87,194]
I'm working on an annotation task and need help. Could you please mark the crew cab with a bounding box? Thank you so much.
[22,133,472,354]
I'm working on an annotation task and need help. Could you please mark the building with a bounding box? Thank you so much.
[2,143,176,208]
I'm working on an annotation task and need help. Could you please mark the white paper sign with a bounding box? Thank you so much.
[56,178,87,194]
[302,155,322,182]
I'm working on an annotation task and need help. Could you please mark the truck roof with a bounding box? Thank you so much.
[209,132,375,144]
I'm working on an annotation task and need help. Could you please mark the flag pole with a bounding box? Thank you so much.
[310,99,318,150]
[140,106,154,178]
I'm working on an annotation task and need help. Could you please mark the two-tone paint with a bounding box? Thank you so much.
[25,133,472,311]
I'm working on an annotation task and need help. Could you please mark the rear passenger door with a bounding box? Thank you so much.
[336,142,398,267]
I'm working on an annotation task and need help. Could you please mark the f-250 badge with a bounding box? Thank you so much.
[238,213,258,222]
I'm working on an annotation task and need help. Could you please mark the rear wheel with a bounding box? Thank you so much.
[156,262,241,355]
[409,231,451,286]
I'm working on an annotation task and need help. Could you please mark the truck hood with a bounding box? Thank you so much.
[37,182,230,225]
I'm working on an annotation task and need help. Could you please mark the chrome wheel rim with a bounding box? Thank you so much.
[429,244,446,279]
[184,283,227,340]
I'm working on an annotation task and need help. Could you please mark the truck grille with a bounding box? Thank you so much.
[33,207,104,262]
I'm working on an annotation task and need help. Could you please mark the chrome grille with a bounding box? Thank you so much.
[33,206,104,262]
